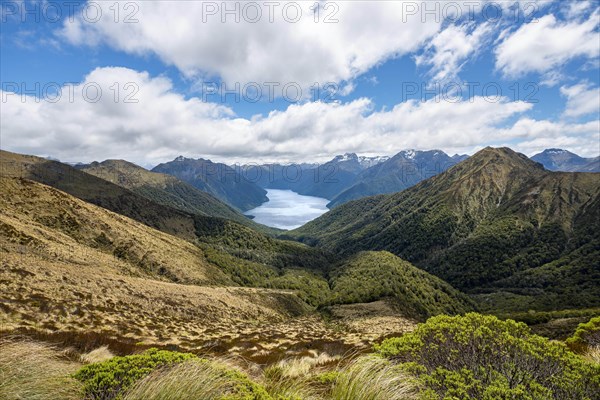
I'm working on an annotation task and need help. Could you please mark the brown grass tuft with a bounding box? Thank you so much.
[0,339,82,400]
[80,345,115,364]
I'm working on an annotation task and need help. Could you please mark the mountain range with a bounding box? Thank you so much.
[292,147,600,311]
[152,156,268,212]
[42,148,597,213]
[531,149,600,172]
[2,146,599,341]
[76,159,273,233]
[238,151,467,207]
[327,150,469,208]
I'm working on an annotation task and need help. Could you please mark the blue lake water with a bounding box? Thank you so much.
[244,189,329,230]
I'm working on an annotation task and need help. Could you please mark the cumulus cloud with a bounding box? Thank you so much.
[499,118,600,157]
[495,9,600,82]
[560,83,600,118]
[57,1,442,96]
[415,22,493,83]
[6,66,594,165]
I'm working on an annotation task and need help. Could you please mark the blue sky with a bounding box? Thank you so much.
[1,0,599,164]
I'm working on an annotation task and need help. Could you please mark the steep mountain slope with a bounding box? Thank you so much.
[0,151,331,297]
[152,156,267,211]
[0,150,199,242]
[0,177,231,285]
[293,147,600,310]
[0,178,330,357]
[78,160,273,233]
[328,150,466,208]
[531,149,600,172]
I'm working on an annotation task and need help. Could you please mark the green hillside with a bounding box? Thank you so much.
[329,251,474,318]
[292,147,600,311]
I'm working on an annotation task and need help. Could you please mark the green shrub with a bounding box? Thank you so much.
[567,316,600,351]
[74,348,196,399]
[376,313,600,400]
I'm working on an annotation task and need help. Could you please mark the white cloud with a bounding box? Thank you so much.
[560,83,600,118]
[6,66,583,165]
[495,9,600,82]
[499,118,600,157]
[57,1,442,96]
[415,22,492,82]
[563,0,594,18]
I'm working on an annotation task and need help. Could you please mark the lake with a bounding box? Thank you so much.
[244,189,329,230]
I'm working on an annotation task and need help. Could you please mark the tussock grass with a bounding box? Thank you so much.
[0,339,82,400]
[123,360,237,400]
[584,346,600,364]
[80,345,115,364]
[328,355,418,400]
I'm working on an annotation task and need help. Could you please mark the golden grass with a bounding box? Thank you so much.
[328,355,418,400]
[0,176,230,286]
[584,346,600,364]
[123,360,237,400]
[0,339,82,400]
[80,345,115,364]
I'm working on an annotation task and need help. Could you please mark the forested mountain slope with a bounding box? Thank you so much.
[292,147,600,310]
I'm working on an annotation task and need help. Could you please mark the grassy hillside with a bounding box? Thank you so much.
[79,159,277,234]
[293,147,600,311]
[0,177,417,358]
[0,150,200,242]
[0,177,232,285]
[0,151,327,286]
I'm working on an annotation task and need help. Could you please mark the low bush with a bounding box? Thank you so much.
[567,316,600,351]
[376,313,600,400]
[74,348,196,399]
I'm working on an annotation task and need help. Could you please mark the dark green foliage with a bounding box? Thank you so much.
[195,216,329,271]
[268,268,332,307]
[194,217,332,307]
[293,148,600,313]
[329,251,474,318]
[74,348,196,400]
[376,313,600,400]
[567,317,600,351]
[488,195,600,311]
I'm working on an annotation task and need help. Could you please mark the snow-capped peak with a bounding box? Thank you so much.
[402,150,416,159]
[546,149,567,155]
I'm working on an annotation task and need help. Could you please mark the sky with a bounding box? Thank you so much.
[1,0,599,166]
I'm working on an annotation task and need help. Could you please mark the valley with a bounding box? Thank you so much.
[1,147,598,399]
[3,3,600,397]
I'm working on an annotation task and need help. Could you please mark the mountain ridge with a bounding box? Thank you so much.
[291,147,600,310]
[531,148,600,172]
[78,159,274,233]
[152,157,268,211]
